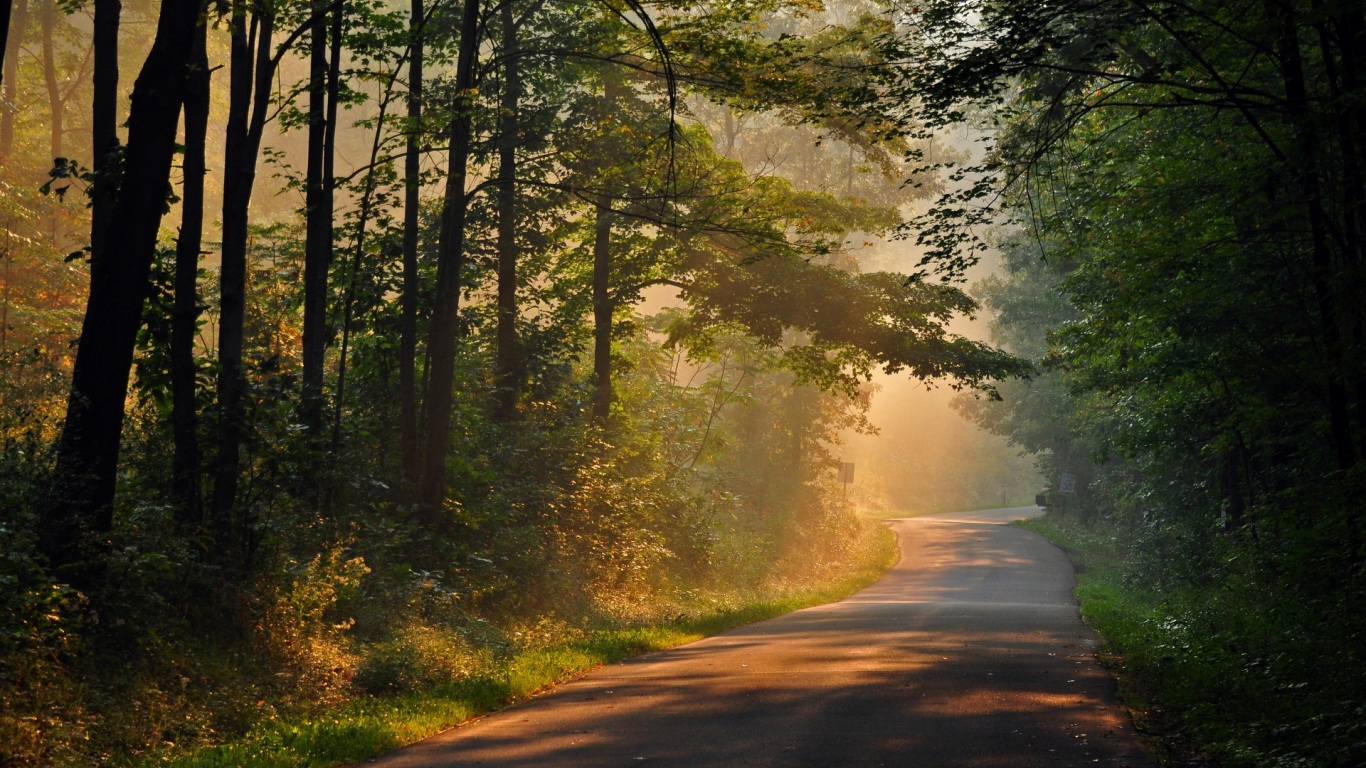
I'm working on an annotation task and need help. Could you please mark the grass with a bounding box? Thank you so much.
[1014,514,1366,768]
[151,528,898,768]
[1013,515,1192,763]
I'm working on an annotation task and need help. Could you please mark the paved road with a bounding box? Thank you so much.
[367,506,1151,767]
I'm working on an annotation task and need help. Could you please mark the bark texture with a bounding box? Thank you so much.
[212,8,276,524]
[301,0,334,427]
[592,195,612,423]
[0,0,29,159]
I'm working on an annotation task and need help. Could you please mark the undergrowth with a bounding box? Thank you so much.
[1018,514,1366,768]
[141,524,896,768]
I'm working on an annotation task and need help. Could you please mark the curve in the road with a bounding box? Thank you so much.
[365,506,1152,767]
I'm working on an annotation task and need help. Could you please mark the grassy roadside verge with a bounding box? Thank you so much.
[1022,513,1366,768]
[151,527,898,768]
[1013,515,1215,767]
[1011,516,1181,755]
[1013,515,1359,768]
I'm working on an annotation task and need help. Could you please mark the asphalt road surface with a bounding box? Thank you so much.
[366,506,1152,767]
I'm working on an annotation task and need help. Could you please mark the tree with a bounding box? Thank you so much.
[172,19,210,524]
[90,0,119,261]
[397,0,424,487]
[0,0,12,94]
[212,0,277,526]
[492,0,520,419]
[37,0,87,161]
[301,0,337,429]
[888,0,1365,465]
[0,0,30,159]
[212,0,337,525]
[416,0,480,518]
[44,0,206,572]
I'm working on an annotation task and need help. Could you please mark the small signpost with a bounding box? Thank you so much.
[1055,472,1077,514]
[838,462,855,492]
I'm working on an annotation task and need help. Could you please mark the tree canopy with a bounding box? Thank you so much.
[0,0,1026,762]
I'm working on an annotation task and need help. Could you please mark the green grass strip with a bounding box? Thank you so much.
[156,529,897,768]
[1012,516,1173,755]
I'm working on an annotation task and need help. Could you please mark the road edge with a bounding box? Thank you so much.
[1012,517,1219,768]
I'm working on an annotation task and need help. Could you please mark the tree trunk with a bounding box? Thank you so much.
[212,7,276,525]
[90,0,120,260]
[1320,7,1366,455]
[320,2,342,461]
[301,0,332,428]
[592,194,612,422]
[325,6,341,201]
[43,0,202,571]
[172,22,208,526]
[493,0,519,419]
[1272,2,1358,469]
[398,0,423,492]
[1,0,28,160]
[0,0,13,105]
[416,0,480,519]
[40,0,59,160]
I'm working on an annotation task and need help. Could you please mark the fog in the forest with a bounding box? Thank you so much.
[640,116,1040,517]
[836,242,1039,516]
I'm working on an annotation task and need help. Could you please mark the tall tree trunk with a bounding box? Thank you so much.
[39,0,59,160]
[325,7,341,198]
[301,0,332,428]
[319,1,342,461]
[90,0,120,259]
[172,22,208,525]
[1272,2,1358,468]
[416,0,480,519]
[493,0,519,419]
[212,7,276,526]
[1,0,28,160]
[0,0,12,104]
[1322,8,1366,455]
[590,73,621,424]
[398,0,423,491]
[43,0,202,572]
[591,194,612,422]
[1313,7,1366,455]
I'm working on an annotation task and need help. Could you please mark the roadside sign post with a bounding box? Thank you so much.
[1058,472,1076,514]
[838,462,855,495]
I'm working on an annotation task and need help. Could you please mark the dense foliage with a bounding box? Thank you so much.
[0,0,1025,763]
[899,0,1366,764]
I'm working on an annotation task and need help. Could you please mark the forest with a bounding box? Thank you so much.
[1,0,1363,766]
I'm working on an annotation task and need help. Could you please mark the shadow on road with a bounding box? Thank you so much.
[367,506,1151,768]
